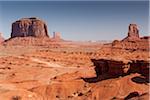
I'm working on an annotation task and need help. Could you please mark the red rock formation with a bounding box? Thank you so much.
[51,32,64,42]
[92,59,127,77]
[111,24,149,51]
[123,24,140,41]
[3,37,62,47]
[11,17,49,38]
[30,73,148,100]
[92,59,149,79]
[128,60,149,79]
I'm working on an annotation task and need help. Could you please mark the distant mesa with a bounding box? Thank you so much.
[11,17,49,38]
[53,32,61,40]
[3,17,66,46]
[123,24,140,41]
[51,32,64,41]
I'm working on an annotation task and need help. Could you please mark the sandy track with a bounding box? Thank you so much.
[17,56,92,70]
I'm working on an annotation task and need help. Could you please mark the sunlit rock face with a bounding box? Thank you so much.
[11,17,49,38]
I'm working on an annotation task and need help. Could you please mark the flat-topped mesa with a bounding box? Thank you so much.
[123,24,140,41]
[11,17,49,38]
[51,32,64,42]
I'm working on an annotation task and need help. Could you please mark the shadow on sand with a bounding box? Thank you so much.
[131,76,149,84]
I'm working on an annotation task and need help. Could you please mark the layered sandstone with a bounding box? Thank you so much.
[11,17,49,38]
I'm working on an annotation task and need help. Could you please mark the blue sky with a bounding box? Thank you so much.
[0,1,149,41]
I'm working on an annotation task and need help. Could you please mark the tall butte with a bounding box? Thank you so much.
[11,17,49,38]
[123,24,140,41]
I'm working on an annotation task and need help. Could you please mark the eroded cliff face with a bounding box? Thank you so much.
[11,17,49,38]
[128,60,149,79]
[92,59,149,79]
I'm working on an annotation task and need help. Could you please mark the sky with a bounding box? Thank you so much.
[0,1,149,41]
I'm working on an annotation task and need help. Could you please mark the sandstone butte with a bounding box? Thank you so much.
[123,24,140,41]
[4,17,65,46]
[11,17,49,38]
[0,18,149,100]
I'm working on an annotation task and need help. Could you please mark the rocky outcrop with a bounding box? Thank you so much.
[3,37,62,47]
[31,73,148,100]
[123,24,140,41]
[111,24,149,51]
[11,17,49,38]
[92,59,128,77]
[85,74,148,100]
[128,60,149,79]
[92,59,149,78]
[112,39,149,51]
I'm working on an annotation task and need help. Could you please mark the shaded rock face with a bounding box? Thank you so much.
[128,60,149,79]
[123,24,140,41]
[92,59,149,78]
[11,17,49,38]
[92,59,126,77]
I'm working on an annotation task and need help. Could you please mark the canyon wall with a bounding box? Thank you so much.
[92,59,149,79]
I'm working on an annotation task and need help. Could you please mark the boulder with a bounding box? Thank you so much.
[11,17,49,38]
